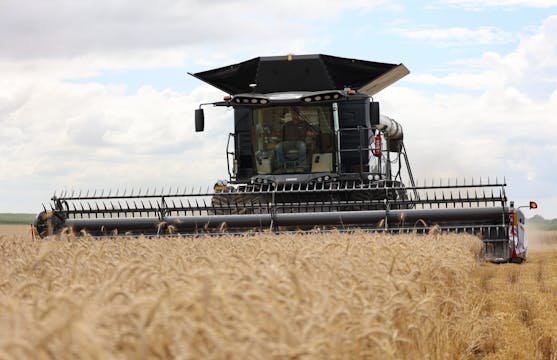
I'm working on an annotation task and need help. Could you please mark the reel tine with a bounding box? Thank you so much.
[491,188,495,205]
[122,200,130,217]
[442,191,446,208]
[466,189,470,206]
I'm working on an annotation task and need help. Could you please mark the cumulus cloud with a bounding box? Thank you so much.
[440,0,557,9]
[1,1,557,219]
[394,26,514,46]
[0,0,390,60]
[1,0,398,212]
[408,15,557,97]
[0,72,232,210]
[378,15,557,215]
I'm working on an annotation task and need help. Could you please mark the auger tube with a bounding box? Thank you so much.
[61,207,507,234]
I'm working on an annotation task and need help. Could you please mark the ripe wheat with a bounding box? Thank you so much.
[0,230,551,359]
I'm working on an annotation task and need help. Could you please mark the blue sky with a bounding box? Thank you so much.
[1,0,557,218]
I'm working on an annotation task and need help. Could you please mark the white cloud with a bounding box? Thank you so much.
[1,2,557,220]
[407,15,557,96]
[377,15,557,216]
[0,75,233,210]
[0,0,390,60]
[395,26,514,46]
[440,0,557,10]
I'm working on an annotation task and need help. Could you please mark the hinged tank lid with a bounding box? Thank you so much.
[190,54,409,96]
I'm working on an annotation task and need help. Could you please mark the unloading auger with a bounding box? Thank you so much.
[34,54,536,262]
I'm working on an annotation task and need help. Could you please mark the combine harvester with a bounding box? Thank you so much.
[34,54,536,262]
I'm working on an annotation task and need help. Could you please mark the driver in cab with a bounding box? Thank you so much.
[276,108,317,168]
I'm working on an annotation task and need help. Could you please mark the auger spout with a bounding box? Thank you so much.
[379,115,403,141]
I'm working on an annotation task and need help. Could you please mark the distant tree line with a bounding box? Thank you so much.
[528,215,557,230]
[0,213,35,225]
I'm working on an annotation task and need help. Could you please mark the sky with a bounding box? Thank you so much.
[1,0,557,218]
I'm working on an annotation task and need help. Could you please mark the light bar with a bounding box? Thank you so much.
[301,91,344,103]
[232,96,269,105]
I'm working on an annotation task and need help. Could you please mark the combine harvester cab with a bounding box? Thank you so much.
[34,54,536,263]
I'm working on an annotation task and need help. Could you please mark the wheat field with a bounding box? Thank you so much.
[0,229,556,359]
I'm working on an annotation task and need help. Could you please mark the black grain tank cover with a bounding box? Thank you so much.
[191,54,406,95]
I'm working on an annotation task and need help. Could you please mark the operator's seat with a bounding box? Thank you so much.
[276,140,307,168]
[276,109,311,169]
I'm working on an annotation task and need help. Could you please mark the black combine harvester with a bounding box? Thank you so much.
[34,54,536,262]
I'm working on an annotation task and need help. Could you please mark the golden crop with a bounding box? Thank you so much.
[0,230,555,359]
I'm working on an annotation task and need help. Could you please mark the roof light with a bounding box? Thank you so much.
[347,89,356,95]
[530,201,538,209]
[242,98,249,103]
[333,94,339,99]
[324,95,331,100]
[223,95,231,101]
[235,98,241,103]
[304,97,312,102]
[314,96,322,101]
[251,98,258,104]
[260,99,268,104]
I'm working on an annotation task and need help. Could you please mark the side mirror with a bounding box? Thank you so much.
[195,109,205,132]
